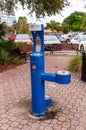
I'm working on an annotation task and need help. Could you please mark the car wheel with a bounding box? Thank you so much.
[80,45,84,52]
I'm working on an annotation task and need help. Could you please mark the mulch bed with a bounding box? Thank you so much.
[0,62,26,73]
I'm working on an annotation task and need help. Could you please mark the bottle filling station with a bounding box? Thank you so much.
[29,24,71,117]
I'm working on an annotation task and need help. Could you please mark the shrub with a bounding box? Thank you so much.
[0,23,6,40]
[15,42,24,47]
[11,56,20,64]
[68,54,82,73]
[0,23,21,65]
[0,40,21,65]
[0,49,12,65]
[0,48,20,65]
[1,40,17,53]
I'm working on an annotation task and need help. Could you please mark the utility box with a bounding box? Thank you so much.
[81,52,86,82]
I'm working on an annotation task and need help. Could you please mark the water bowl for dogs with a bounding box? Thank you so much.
[45,95,52,108]
[56,70,71,84]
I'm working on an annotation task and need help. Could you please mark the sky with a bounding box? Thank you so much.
[15,0,86,26]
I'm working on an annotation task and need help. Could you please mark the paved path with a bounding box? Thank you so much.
[0,55,86,130]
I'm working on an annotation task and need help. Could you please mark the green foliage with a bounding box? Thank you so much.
[6,25,15,34]
[62,11,86,32]
[0,23,21,65]
[0,48,20,65]
[45,11,86,33]
[11,56,20,64]
[0,0,69,18]
[0,41,21,65]
[0,22,15,37]
[15,42,24,47]
[0,23,6,40]
[46,20,62,32]
[61,23,70,33]
[16,16,29,34]
[68,54,82,73]
[1,40,17,54]
[18,17,27,22]
[0,49,12,65]
[80,13,86,31]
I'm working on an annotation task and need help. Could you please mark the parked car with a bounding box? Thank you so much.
[60,33,77,43]
[70,35,80,44]
[70,34,86,51]
[44,35,61,51]
[14,34,32,44]
[47,33,62,39]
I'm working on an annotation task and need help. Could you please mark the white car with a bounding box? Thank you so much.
[60,33,76,43]
[44,35,61,51]
[70,34,86,51]
[44,35,60,44]
[14,34,32,44]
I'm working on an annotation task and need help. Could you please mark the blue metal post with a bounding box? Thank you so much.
[30,24,46,116]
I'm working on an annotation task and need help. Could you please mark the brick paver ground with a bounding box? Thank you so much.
[0,54,86,130]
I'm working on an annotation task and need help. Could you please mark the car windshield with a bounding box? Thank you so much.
[44,35,58,41]
[81,35,86,41]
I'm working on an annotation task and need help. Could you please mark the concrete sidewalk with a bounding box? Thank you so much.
[0,55,86,130]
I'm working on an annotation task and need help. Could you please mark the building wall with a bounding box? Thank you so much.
[0,12,16,26]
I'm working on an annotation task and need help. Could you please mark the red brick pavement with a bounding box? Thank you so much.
[0,55,86,130]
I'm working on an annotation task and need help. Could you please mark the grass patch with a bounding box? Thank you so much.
[68,54,82,73]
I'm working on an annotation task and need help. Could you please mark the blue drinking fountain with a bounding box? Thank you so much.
[29,24,71,116]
